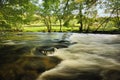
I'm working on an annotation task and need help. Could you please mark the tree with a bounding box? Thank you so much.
[73,0,98,32]
[0,0,38,31]
[94,0,120,31]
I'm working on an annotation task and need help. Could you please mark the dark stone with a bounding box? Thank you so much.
[35,46,55,55]
[53,39,70,45]
[53,44,68,49]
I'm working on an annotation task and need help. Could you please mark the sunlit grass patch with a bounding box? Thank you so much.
[23,26,79,32]
[23,26,47,32]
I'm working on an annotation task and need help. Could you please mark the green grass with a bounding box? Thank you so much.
[1,24,118,32]
[23,27,47,32]
[23,26,79,32]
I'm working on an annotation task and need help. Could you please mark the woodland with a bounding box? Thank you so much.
[0,0,120,33]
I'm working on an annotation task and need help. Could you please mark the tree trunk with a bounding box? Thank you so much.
[48,16,52,32]
[86,25,90,33]
[79,21,83,32]
[59,19,62,31]
[79,4,83,32]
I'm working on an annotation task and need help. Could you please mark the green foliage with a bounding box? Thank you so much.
[0,0,119,32]
[0,20,11,30]
[0,0,39,31]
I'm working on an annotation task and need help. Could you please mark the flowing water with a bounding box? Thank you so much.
[0,32,120,80]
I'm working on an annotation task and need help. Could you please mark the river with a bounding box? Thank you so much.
[0,32,120,80]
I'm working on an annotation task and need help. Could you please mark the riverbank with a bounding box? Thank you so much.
[0,25,119,34]
[0,30,120,35]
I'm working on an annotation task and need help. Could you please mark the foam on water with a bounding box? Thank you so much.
[37,33,120,80]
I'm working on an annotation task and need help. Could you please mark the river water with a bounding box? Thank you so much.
[0,32,120,80]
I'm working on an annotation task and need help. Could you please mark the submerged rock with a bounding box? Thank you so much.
[0,56,62,80]
[35,46,55,55]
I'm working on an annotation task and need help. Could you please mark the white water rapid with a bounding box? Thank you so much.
[37,33,120,80]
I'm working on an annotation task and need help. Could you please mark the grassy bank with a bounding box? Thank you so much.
[23,25,119,33]
[23,26,79,32]
[0,25,119,34]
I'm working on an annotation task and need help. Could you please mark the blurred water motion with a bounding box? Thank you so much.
[0,32,120,80]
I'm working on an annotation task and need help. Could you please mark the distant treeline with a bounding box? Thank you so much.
[0,0,119,33]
